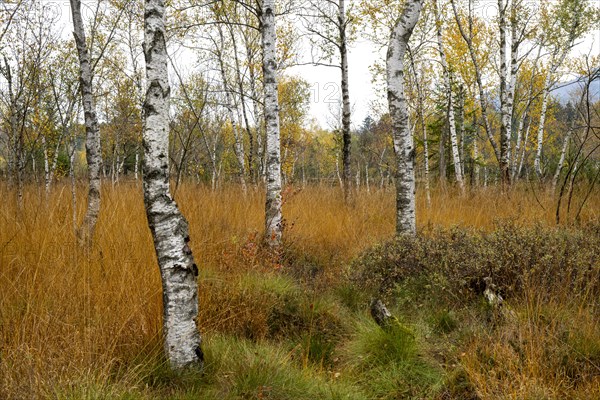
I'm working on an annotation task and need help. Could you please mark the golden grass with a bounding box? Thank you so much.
[0,181,598,398]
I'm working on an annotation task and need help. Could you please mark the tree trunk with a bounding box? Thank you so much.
[435,0,464,192]
[339,0,352,202]
[70,0,101,244]
[498,0,511,186]
[261,0,283,247]
[450,0,500,165]
[517,119,531,178]
[387,0,423,236]
[142,0,203,370]
[217,26,247,194]
[534,76,551,178]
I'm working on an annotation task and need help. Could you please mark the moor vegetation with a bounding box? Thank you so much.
[1,183,599,399]
[1,0,600,398]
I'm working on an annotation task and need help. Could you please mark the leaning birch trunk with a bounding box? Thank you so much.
[142,0,203,370]
[434,0,463,193]
[387,0,423,235]
[70,0,101,244]
[339,0,352,201]
[261,0,283,247]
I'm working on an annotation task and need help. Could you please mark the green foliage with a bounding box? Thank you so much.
[353,222,600,305]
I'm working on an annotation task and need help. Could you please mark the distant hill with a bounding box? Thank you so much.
[550,69,600,104]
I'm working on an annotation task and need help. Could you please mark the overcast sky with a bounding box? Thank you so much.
[46,0,600,130]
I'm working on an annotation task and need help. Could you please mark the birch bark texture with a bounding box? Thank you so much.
[387,0,423,235]
[339,0,352,201]
[260,0,283,247]
[434,0,464,192]
[70,0,102,243]
[142,0,202,370]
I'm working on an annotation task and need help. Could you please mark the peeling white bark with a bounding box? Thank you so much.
[70,0,101,243]
[339,0,352,200]
[142,0,202,370]
[498,0,512,185]
[387,0,423,235]
[261,0,283,247]
[434,0,463,192]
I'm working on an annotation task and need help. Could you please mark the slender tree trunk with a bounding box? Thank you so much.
[365,162,370,193]
[451,0,500,165]
[69,138,78,232]
[552,131,571,190]
[439,120,447,186]
[71,0,101,244]
[260,0,283,247]
[459,86,465,176]
[229,26,255,185]
[134,149,139,180]
[435,0,463,192]
[141,0,202,370]
[42,135,50,194]
[339,0,352,202]
[517,119,530,178]
[534,73,551,178]
[498,0,511,186]
[387,0,423,235]
[217,26,247,194]
[512,111,527,180]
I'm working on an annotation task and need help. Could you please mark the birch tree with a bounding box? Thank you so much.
[533,0,592,178]
[434,0,464,192]
[70,0,102,242]
[300,0,354,200]
[387,0,424,235]
[141,0,203,370]
[260,0,283,246]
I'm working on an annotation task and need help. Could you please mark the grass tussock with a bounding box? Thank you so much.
[0,181,599,399]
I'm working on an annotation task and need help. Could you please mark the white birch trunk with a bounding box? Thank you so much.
[339,0,352,201]
[142,0,202,370]
[435,0,464,192]
[69,138,78,232]
[387,0,423,235]
[534,72,551,178]
[261,0,283,247]
[552,131,571,190]
[473,137,480,186]
[70,0,101,243]
[512,112,527,180]
[498,0,511,185]
[134,150,139,180]
[507,1,518,173]
[517,119,531,178]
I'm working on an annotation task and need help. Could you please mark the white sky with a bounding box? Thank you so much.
[44,0,600,130]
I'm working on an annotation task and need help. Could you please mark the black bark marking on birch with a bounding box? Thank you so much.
[195,346,204,362]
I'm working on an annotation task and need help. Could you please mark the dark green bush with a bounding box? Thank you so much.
[352,223,600,306]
